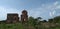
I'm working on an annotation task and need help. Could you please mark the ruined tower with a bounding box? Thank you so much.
[21,10,28,23]
[6,13,19,23]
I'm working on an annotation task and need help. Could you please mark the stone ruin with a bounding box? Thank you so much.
[6,13,19,23]
[6,10,28,23]
[21,10,28,23]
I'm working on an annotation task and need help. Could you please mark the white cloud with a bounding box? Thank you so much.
[28,1,60,20]
[0,1,60,21]
[49,10,56,17]
[56,5,60,9]
[49,12,52,17]
[53,10,56,15]
[49,1,60,17]
[0,6,22,21]
[54,1,58,6]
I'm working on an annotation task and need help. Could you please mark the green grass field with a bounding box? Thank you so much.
[0,23,60,29]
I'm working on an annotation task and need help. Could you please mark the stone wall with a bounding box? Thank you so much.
[6,13,19,23]
[21,10,28,23]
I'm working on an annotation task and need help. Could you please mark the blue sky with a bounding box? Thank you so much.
[0,0,60,21]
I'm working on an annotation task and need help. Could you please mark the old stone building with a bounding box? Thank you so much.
[21,10,28,23]
[6,13,19,23]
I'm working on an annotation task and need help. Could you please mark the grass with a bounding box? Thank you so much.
[0,23,24,29]
[0,23,60,29]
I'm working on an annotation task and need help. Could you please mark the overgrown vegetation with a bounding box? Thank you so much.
[0,16,60,29]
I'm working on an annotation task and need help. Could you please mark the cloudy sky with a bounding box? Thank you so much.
[0,0,60,21]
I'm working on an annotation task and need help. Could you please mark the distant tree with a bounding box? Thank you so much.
[28,16,34,20]
[42,20,47,23]
[28,16,43,29]
[36,17,42,21]
[36,17,42,23]
[28,16,39,27]
[28,16,35,25]
[37,17,42,19]
[48,18,53,23]
[48,16,60,23]
[53,16,60,23]
[35,17,42,25]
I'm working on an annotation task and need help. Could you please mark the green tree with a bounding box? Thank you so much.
[53,16,60,23]
[28,16,42,29]
[48,18,53,23]
[43,20,47,23]
[36,17,42,21]
[28,16,35,25]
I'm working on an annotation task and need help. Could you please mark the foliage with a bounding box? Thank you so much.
[0,16,60,29]
[48,16,60,23]
[28,16,37,27]
[53,16,60,23]
[48,18,53,23]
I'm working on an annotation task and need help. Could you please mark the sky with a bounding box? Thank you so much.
[0,0,60,21]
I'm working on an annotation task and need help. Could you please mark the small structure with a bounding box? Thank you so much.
[21,10,28,23]
[6,13,19,23]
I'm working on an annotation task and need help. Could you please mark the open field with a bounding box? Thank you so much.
[0,22,60,29]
